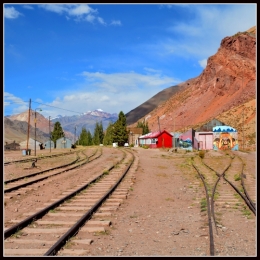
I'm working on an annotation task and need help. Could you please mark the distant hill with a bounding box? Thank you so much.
[4,109,118,144]
[4,117,50,144]
[125,78,194,125]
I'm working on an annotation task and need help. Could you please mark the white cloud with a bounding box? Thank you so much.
[4,92,28,115]
[4,6,22,19]
[97,17,106,25]
[36,71,181,117]
[39,4,113,25]
[38,4,123,26]
[85,14,95,23]
[80,71,179,93]
[22,5,34,10]
[111,20,122,26]
[149,4,256,64]
[199,59,207,69]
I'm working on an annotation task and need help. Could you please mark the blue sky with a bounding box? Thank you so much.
[4,3,256,119]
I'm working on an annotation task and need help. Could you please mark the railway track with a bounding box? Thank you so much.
[4,148,100,194]
[4,148,137,256]
[4,149,79,165]
[191,150,256,256]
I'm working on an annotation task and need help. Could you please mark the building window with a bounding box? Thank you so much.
[151,138,157,144]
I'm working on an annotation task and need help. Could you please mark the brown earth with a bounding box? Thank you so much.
[3,147,256,256]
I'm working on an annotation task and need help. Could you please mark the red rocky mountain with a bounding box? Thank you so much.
[126,26,256,149]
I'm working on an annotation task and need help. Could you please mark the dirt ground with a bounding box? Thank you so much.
[3,147,256,256]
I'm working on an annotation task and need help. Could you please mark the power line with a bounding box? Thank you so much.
[31,101,85,115]
[5,98,86,115]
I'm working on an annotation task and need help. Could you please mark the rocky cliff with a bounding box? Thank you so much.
[127,27,256,148]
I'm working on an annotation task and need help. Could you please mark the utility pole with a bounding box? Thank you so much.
[74,126,77,145]
[173,115,175,149]
[26,99,31,153]
[49,116,51,153]
[158,116,161,132]
[242,59,245,150]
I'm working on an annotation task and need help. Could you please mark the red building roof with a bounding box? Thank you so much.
[141,130,173,139]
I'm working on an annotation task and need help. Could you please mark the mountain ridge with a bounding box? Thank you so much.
[126,27,256,148]
[4,26,256,148]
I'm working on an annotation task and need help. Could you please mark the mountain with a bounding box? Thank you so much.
[4,27,256,148]
[4,109,118,144]
[126,26,256,147]
[4,117,50,144]
[51,109,118,137]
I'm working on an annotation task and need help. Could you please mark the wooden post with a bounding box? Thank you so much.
[26,99,31,152]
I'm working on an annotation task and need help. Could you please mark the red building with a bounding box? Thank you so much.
[138,130,173,148]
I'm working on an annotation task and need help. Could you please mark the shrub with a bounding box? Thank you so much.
[198,150,205,159]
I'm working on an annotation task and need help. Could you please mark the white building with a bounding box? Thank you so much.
[20,138,42,150]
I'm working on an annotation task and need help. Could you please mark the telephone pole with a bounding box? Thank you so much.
[49,116,51,153]
[242,60,245,150]
[26,99,31,153]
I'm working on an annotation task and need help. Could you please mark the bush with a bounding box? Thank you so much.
[198,150,205,159]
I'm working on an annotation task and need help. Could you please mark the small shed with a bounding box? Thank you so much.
[212,125,238,151]
[20,138,42,151]
[44,140,55,149]
[179,129,195,151]
[138,130,173,149]
[56,137,72,149]
[127,127,143,147]
[170,132,181,148]
[194,132,214,150]
[195,118,226,132]
[4,140,20,151]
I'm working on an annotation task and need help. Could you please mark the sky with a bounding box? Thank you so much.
[3,3,256,119]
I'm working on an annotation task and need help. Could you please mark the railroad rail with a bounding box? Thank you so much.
[4,149,79,165]
[191,150,256,256]
[4,148,136,256]
[4,149,100,193]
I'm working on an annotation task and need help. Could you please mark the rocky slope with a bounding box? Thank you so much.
[127,27,256,149]
[5,111,74,143]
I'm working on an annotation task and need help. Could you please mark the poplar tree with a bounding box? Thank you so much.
[112,111,128,146]
[79,127,88,146]
[93,121,104,145]
[137,120,150,135]
[86,129,93,146]
[103,122,114,145]
[51,122,65,148]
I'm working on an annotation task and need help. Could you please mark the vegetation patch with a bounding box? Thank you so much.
[198,150,205,159]
[11,229,23,238]
[156,173,168,177]
[213,191,220,201]
[64,239,76,249]
[242,206,252,218]
[103,170,109,175]
[94,230,110,236]
[234,173,241,181]
[200,198,207,212]
[165,197,174,202]
[158,165,167,169]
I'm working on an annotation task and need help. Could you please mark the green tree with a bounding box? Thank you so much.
[103,122,114,145]
[51,122,65,148]
[79,127,88,146]
[86,129,93,146]
[137,120,150,135]
[112,111,128,146]
[93,121,104,145]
